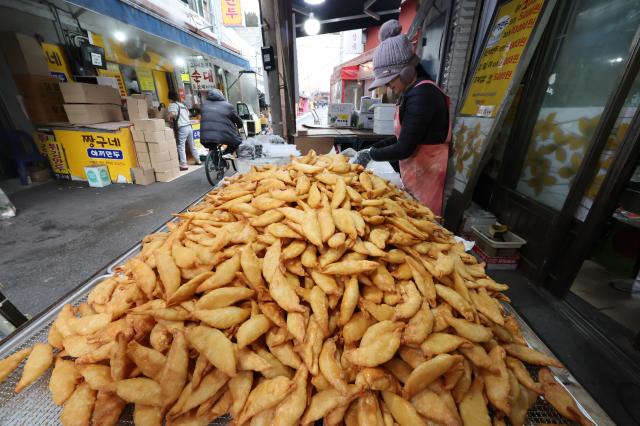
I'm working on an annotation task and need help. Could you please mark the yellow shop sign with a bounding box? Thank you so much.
[53,127,137,183]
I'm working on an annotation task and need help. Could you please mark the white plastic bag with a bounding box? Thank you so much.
[0,188,16,219]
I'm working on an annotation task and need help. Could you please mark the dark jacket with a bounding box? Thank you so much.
[370,66,449,162]
[200,89,243,148]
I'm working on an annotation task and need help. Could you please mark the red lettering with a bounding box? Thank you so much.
[504,54,520,65]
[494,70,512,80]
[511,36,528,48]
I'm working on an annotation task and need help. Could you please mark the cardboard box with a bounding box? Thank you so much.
[125,97,148,121]
[135,142,148,153]
[132,93,153,108]
[153,158,179,172]
[144,130,167,144]
[139,160,152,169]
[131,167,155,185]
[155,168,179,182]
[131,129,145,142]
[0,32,49,75]
[95,76,119,92]
[60,82,121,105]
[137,151,151,164]
[133,119,165,132]
[22,98,68,123]
[150,150,172,164]
[14,75,63,103]
[164,128,175,142]
[64,104,123,125]
[169,147,177,160]
[84,165,111,187]
[294,136,334,155]
[147,141,170,153]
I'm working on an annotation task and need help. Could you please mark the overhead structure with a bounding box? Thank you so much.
[293,0,402,37]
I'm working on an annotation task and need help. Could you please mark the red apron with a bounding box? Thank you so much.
[397,80,452,216]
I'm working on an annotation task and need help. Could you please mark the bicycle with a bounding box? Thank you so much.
[204,127,243,186]
[205,144,233,186]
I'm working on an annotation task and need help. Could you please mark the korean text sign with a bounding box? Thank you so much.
[460,0,545,117]
[187,58,217,91]
[41,43,72,82]
[53,128,137,183]
[221,0,243,26]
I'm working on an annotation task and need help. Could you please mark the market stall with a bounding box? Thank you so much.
[295,127,391,155]
[0,153,611,425]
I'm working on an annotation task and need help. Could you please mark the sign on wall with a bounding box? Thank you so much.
[41,43,73,82]
[222,0,243,27]
[444,0,555,228]
[460,0,545,117]
[135,67,156,92]
[187,58,217,91]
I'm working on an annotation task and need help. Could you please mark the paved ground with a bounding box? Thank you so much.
[296,105,327,129]
[0,168,212,318]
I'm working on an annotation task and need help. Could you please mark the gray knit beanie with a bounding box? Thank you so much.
[369,20,417,90]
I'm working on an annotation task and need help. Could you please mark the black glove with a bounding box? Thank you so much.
[352,148,372,167]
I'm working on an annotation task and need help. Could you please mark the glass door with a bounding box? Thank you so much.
[514,0,640,210]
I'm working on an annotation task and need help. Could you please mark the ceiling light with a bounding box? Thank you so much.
[304,0,325,4]
[195,55,204,60]
[174,57,186,67]
[304,13,321,36]
[114,31,126,42]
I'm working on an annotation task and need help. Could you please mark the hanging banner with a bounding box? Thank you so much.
[460,0,545,117]
[221,0,243,26]
[41,43,73,82]
[187,58,217,91]
[135,67,156,91]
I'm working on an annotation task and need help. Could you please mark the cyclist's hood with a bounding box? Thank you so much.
[207,89,226,102]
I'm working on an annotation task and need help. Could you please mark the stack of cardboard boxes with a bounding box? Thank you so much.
[0,32,68,123]
[125,96,149,121]
[60,82,123,124]
[130,119,180,184]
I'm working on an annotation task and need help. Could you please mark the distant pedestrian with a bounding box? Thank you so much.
[168,91,201,170]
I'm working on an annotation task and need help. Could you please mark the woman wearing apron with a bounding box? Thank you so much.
[352,20,451,216]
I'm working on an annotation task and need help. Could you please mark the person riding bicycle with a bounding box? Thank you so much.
[200,89,243,156]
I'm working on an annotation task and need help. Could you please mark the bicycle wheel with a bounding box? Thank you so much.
[205,149,221,186]
[215,149,226,182]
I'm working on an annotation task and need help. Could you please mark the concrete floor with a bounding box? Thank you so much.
[0,167,212,318]
[571,260,640,332]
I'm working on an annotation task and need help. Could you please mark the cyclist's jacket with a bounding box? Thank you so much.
[200,89,243,148]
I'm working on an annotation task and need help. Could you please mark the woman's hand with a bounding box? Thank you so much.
[351,149,372,167]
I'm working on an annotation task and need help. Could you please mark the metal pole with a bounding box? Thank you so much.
[259,0,284,136]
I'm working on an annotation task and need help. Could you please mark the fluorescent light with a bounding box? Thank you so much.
[304,0,325,4]
[304,13,321,36]
[174,57,186,67]
[195,55,204,60]
[114,31,126,42]
[609,57,624,63]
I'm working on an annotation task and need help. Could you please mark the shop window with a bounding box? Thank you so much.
[576,74,640,220]
[515,0,640,210]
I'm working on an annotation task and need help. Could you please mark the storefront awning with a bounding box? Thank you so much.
[67,0,250,69]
